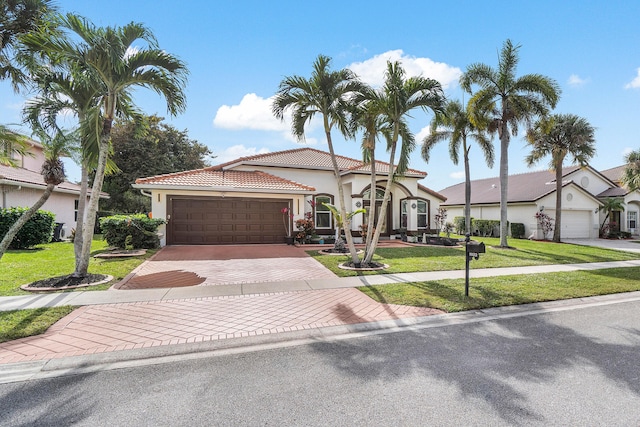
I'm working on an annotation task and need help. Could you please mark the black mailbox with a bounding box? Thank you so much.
[467,241,486,255]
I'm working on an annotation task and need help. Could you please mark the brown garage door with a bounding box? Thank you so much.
[168,196,290,245]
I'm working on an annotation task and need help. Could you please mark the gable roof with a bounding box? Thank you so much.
[439,166,587,206]
[418,184,447,202]
[0,164,107,197]
[134,168,315,193]
[218,147,427,177]
[600,165,625,185]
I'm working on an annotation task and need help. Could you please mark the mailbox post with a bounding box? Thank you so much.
[464,233,485,297]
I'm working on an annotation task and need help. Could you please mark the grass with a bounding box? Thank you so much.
[309,237,640,277]
[359,266,640,312]
[0,237,156,296]
[0,306,75,343]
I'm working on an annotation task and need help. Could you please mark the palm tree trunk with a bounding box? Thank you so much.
[553,164,563,242]
[364,136,377,256]
[364,137,397,265]
[464,142,471,235]
[499,124,510,247]
[0,184,55,259]
[75,117,112,276]
[74,161,89,268]
[323,123,360,264]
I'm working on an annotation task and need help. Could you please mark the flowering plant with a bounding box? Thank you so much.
[281,207,294,237]
[534,210,554,240]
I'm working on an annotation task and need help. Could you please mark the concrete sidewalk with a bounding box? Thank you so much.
[2,259,640,311]
[1,259,640,371]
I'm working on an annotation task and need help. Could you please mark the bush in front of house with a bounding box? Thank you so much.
[100,214,165,249]
[472,219,501,237]
[453,216,474,235]
[510,222,525,239]
[0,207,55,249]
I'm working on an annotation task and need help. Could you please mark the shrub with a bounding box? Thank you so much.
[295,212,315,242]
[0,207,55,249]
[99,214,165,249]
[511,222,525,239]
[453,216,473,235]
[472,219,501,237]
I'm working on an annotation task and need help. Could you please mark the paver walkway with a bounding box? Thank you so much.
[0,288,441,364]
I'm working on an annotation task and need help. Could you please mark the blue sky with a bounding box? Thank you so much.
[2,0,639,192]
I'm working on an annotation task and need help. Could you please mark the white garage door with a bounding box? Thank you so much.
[560,210,592,238]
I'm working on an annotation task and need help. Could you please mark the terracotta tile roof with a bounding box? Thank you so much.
[439,166,583,206]
[0,164,105,197]
[219,147,362,170]
[345,160,426,177]
[135,168,315,192]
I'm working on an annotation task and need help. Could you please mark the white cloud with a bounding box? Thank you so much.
[415,125,431,143]
[213,93,288,131]
[213,144,270,164]
[568,74,589,87]
[347,49,462,90]
[450,171,465,180]
[625,68,640,89]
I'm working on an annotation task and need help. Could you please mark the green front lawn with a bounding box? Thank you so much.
[0,306,75,343]
[359,266,640,312]
[309,237,640,277]
[0,238,156,296]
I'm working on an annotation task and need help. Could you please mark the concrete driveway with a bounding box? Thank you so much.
[563,238,640,254]
[116,244,338,290]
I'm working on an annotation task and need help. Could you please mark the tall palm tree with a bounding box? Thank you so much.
[360,61,445,264]
[272,54,365,264]
[22,13,188,276]
[526,114,596,242]
[621,149,640,191]
[422,99,494,235]
[0,128,74,259]
[461,39,560,247]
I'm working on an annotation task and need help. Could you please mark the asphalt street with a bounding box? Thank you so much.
[1,299,639,426]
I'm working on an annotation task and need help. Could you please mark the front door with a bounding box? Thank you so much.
[612,211,621,232]
[363,201,391,235]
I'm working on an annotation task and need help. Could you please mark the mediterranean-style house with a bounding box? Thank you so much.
[1,139,106,238]
[133,147,446,246]
[438,165,640,239]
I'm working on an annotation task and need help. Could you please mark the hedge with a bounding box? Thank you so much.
[453,216,474,235]
[99,214,165,249]
[0,207,55,249]
[472,219,501,237]
[510,222,525,239]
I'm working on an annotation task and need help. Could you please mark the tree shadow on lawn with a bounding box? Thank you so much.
[310,301,640,424]
[484,245,637,265]
[375,246,463,260]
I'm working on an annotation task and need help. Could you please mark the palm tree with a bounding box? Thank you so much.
[461,39,560,247]
[526,114,596,242]
[598,197,625,236]
[0,128,74,259]
[621,149,640,191]
[422,99,494,235]
[360,61,445,265]
[0,126,30,165]
[272,55,365,264]
[0,0,55,90]
[22,13,188,276]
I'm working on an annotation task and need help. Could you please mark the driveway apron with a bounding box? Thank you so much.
[116,244,338,290]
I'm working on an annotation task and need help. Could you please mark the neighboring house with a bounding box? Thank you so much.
[0,139,106,237]
[133,147,446,246]
[439,165,640,239]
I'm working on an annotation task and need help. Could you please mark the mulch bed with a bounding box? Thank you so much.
[21,274,112,292]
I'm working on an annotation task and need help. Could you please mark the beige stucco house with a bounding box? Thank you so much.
[133,148,446,246]
[439,165,640,239]
[1,139,105,237]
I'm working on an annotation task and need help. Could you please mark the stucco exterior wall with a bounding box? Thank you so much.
[3,186,78,236]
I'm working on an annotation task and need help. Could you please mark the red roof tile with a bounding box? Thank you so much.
[135,168,315,192]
